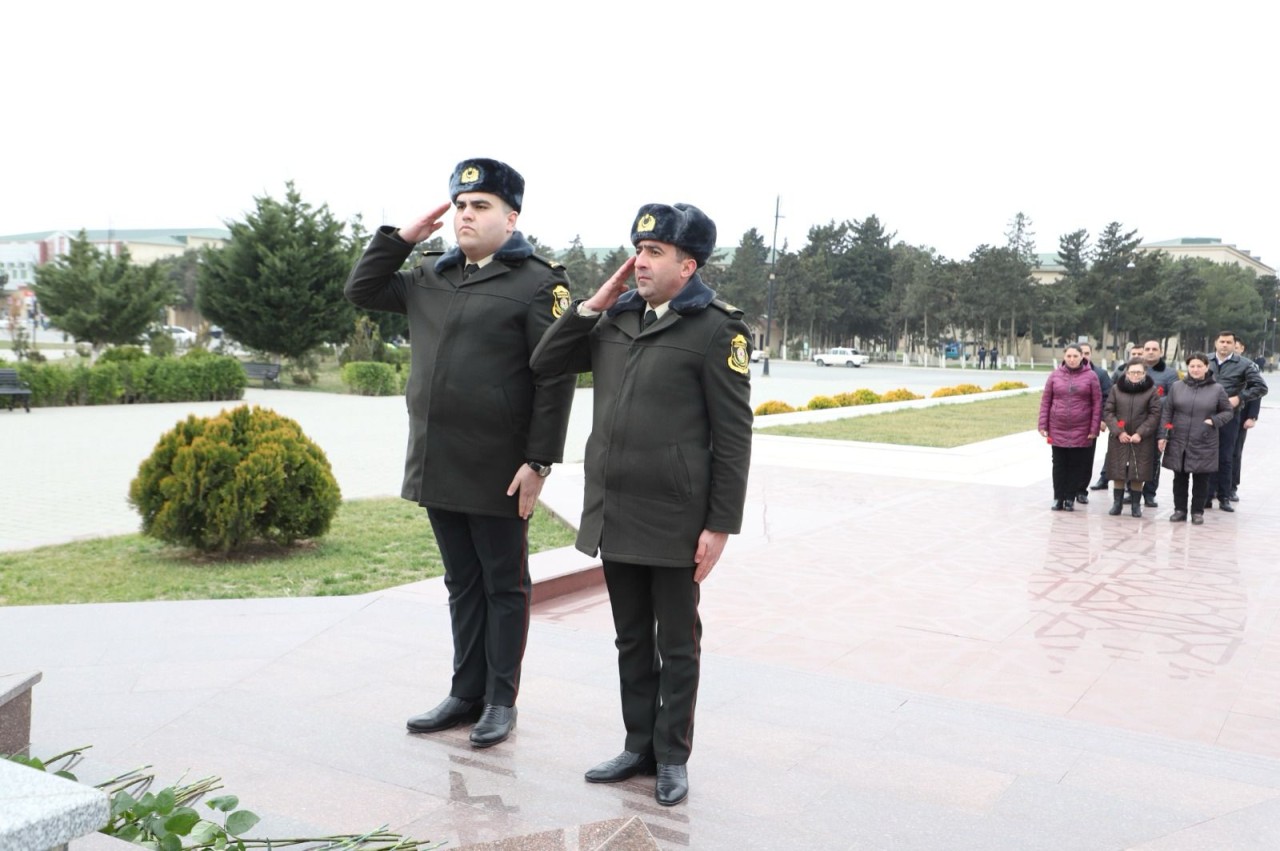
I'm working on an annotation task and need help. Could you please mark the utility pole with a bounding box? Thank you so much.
[764,196,782,377]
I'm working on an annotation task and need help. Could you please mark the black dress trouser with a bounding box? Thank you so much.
[602,560,702,765]
[427,508,530,707]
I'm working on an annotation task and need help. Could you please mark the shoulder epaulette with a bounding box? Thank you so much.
[711,299,744,318]
[530,254,565,270]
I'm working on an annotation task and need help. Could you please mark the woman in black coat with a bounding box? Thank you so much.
[1102,359,1162,517]
[1157,353,1234,524]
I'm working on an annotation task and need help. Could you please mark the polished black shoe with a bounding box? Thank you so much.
[1062,499,1074,512]
[1217,500,1235,513]
[1090,474,1108,491]
[1144,495,1158,508]
[584,751,657,783]
[1191,513,1204,525]
[1228,491,1240,502]
[1169,511,1187,522]
[1075,491,1089,505]
[655,763,689,806]
[469,704,516,747]
[407,696,482,733]
[1051,500,1064,511]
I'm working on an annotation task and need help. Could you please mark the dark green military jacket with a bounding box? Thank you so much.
[346,226,575,517]
[531,274,753,567]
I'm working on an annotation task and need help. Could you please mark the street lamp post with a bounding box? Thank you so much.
[763,195,781,378]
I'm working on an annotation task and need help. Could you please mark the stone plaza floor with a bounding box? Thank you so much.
[2,379,1280,848]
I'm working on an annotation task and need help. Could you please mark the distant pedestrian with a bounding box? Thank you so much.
[977,345,987,369]
[989,345,999,369]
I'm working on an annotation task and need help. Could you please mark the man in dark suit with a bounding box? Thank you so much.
[531,203,753,807]
[346,158,575,748]
[1207,331,1268,511]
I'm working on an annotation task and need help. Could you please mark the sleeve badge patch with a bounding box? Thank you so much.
[728,333,750,375]
[552,285,571,318]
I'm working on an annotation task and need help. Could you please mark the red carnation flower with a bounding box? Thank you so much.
[1117,420,1126,429]
[1157,386,1165,396]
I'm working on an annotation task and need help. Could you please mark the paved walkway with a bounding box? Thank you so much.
[3,382,1280,849]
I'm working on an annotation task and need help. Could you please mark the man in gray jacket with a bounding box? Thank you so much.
[1206,331,1269,511]
[531,203,753,807]
[346,158,575,747]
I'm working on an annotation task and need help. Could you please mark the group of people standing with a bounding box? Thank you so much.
[1038,333,1267,523]
[976,344,1000,369]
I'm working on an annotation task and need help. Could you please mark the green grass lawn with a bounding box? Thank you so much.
[757,391,1043,447]
[0,498,576,607]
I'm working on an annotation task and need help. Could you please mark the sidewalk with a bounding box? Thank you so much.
[3,390,1280,848]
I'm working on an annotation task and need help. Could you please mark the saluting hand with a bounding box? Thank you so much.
[582,257,636,313]
[398,202,452,244]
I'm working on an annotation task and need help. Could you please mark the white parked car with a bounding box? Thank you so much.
[812,347,869,367]
[163,325,196,346]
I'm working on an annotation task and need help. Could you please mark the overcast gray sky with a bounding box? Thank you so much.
[5,0,1276,271]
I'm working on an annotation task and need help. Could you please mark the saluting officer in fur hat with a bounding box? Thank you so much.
[531,202,753,806]
[346,158,575,749]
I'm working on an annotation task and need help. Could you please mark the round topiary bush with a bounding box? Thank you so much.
[129,405,341,553]
[989,381,1029,391]
[879,388,923,403]
[807,395,839,410]
[754,400,796,415]
[341,361,399,396]
[834,389,881,407]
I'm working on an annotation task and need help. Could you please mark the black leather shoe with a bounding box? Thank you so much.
[1062,499,1074,512]
[1076,492,1089,505]
[655,763,688,806]
[1228,491,1240,502]
[407,696,482,733]
[1191,514,1204,525]
[1051,500,1064,511]
[469,704,516,747]
[1090,474,1108,491]
[584,751,657,783]
[1144,495,1158,508]
[1217,500,1235,513]
[1169,511,1187,522]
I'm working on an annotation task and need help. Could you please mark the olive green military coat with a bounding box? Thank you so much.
[530,276,753,567]
[346,226,575,517]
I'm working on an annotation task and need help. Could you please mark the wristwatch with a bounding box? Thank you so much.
[527,461,553,478]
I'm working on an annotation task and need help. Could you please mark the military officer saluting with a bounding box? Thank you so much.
[531,202,753,806]
[346,158,575,748]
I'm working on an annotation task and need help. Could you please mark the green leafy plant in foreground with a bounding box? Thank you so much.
[5,748,441,850]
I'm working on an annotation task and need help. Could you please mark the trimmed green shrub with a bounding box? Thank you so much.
[806,395,840,410]
[14,354,246,407]
[754,400,796,415]
[98,345,148,364]
[341,361,399,396]
[129,405,341,553]
[834,389,881,406]
[880,388,924,403]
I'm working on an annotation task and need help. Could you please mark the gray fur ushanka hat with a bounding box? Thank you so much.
[630,203,716,267]
[449,158,524,212]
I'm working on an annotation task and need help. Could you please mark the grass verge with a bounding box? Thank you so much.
[0,497,577,607]
[756,391,1042,447]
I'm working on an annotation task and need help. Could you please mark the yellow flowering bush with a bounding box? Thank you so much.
[754,400,796,415]
[879,388,923,403]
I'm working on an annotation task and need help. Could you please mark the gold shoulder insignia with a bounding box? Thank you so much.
[552,284,571,318]
[728,333,750,375]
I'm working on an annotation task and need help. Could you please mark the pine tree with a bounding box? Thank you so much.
[198,182,355,360]
[34,230,174,349]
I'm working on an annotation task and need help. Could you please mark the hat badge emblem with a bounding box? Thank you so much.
[636,214,656,233]
[461,166,480,183]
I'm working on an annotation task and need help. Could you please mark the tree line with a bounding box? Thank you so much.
[30,185,1279,365]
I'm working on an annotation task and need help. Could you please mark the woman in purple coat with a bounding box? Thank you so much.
[1038,344,1102,511]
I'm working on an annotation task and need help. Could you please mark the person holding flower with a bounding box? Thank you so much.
[1102,359,1162,517]
[1038,344,1102,511]
[1157,353,1234,524]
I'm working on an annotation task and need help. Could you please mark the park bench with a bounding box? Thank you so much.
[242,362,282,388]
[0,368,32,412]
